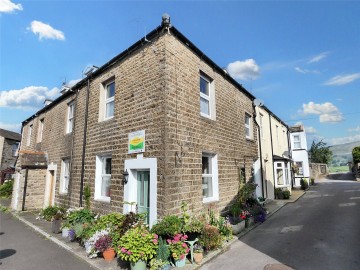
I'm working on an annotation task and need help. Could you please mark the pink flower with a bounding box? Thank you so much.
[180,254,185,260]
[183,234,188,240]
[121,247,127,253]
[167,239,171,244]
[127,251,132,255]
[153,239,158,244]
[186,248,190,253]
[182,243,187,248]
[142,233,147,237]
[154,234,158,239]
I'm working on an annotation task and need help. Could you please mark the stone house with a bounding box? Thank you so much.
[0,128,21,184]
[253,105,292,200]
[12,15,259,226]
[289,125,310,187]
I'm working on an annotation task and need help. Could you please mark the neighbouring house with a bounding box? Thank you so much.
[12,15,259,226]
[254,105,292,200]
[0,128,21,184]
[289,125,310,186]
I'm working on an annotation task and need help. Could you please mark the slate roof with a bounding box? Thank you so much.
[0,128,21,141]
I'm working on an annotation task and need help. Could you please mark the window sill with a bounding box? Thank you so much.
[94,196,111,203]
[200,114,215,122]
[246,137,255,142]
[203,197,219,204]
[59,191,68,196]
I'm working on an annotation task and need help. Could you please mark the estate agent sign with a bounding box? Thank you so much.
[128,130,145,154]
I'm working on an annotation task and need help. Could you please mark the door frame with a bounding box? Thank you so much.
[124,155,157,227]
[44,162,57,208]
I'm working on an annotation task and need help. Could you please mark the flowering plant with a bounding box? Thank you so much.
[117,225,158,263]
[240,210,251,221]
[84,229,110,258]
[94,234,112,252]
[167,234,190,261]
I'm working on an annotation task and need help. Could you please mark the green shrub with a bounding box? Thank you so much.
[230,202,241,218]
[217,216,232,240]
[310,178,315,185]
[238,181,257,204]
[275,188,283,199]
[39,206,66,221]
[300,178,309,190]
[67,208,95,226]
[83,212,124,240]
[182,216,205,234]
[151,215,183,237]
[282,190,291,199]
[84,183,91,209]
[199,224,222,251]
[0,180,13,198]
[156,237,170,262]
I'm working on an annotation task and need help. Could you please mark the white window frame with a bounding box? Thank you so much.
[66,101,75,134]
[199,73,216,120]
[104,81,115,120]
[59,159,70,194]
[245,113,252,139]
[37,119,44,143]
[12,143,19,156]
[27,124,32,146]
[95,155,112,203]
[275,161,291,187]
[202,153,219,203]
[296,161,304,176]
[259,114,264,139]
[293,135,301,149]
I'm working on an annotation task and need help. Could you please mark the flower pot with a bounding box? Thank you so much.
[161,264,171,270]
[175,257,186,268]
[61,227,69,238]
[231,221,245,235]
[51,219,62,234]
[194,252,203,264]
[130,260,146,270]
[103,247,116,261]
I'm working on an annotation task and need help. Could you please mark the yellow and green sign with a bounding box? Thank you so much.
[128,130,145,154]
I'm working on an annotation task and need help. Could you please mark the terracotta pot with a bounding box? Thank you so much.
[194,252,203,264]
[103,247,116,261]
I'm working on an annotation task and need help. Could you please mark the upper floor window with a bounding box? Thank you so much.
[37,119,44,143]
[105,81,115,119]
[12,143,19,156]
[199,73,215,120]
[245,114,252,139]
[95,155,112,202]
[293,135,301,149]
[27,124,32,146]
[60,159,70,194]
[202,153,219,203]
[259,114,264,139]
[66,101,75,134]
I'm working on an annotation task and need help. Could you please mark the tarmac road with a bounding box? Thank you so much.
[0,211,94,270]
[201,174,360,270]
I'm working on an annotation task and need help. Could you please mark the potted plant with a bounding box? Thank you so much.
[193,243,204,264]
[167,233,189,267]
[240,210,252,228]
[118,225,158,270]
[182,216,205,241]
[51,211,64,234]
[154,237,171,270]
[275,188,284,199]
[95,234,116,261]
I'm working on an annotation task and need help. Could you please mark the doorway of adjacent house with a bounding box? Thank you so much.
[137,170,150,224]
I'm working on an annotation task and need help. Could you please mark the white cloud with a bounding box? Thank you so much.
[305,126,317,134]
[308,52,329,64]
[330,134,360,145]
[324,73,360,86]
[0,0,22,13]
[294,67,320,74]
[0,122,21,133]
[0,86,60,110]
[348,126,360,133]
[28,20,65,40]
[68,78,81,87]
[227,59,260,81]
[300,101,344,123]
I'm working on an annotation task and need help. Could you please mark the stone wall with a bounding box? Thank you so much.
[0,138,18,171]
[309,163,328,179]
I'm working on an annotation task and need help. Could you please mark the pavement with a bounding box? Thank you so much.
[0,189,305,270]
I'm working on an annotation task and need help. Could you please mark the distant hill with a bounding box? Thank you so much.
[329,141,360,166]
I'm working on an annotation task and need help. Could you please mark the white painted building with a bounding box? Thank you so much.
[290,125,310,187]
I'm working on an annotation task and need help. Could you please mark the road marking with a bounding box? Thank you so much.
[338,202,357,207]
[280,225,303,233]
[323,194,335,197]
[349,197,360,200]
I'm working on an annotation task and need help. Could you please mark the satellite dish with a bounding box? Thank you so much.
[253,99,264,107]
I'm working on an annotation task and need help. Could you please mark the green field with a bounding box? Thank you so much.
[328,166,350,173]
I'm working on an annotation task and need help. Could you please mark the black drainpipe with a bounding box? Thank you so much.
[268,115,276,198]
[253,110,265,198]
[287,129,294,189]
[21,167,29,211]
[79,77,91,207]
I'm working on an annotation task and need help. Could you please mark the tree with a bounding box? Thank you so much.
[352,146,360,163]
[308,140,333,164]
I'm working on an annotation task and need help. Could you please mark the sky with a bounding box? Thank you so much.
[1,0,359,149]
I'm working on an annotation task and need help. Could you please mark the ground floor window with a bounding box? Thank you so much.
[295,161,304,176]
[275,161,291,187]
[202,153,219,203]
[60,159,70,194]
[95,155,112,202]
